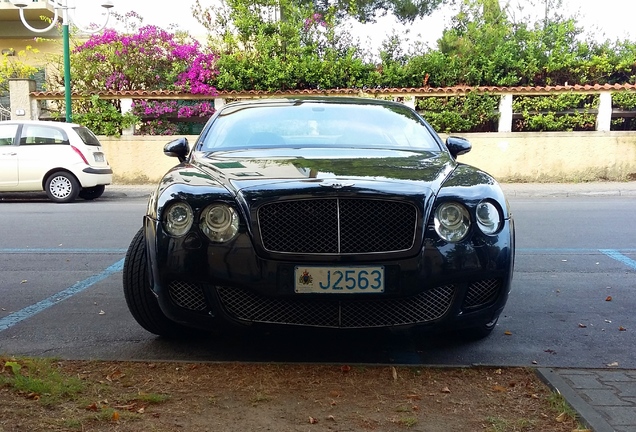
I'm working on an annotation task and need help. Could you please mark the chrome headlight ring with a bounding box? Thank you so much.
[434,202,471,242]
[200,203,240,243]
[163,201,194,237]
[476,200,502,235]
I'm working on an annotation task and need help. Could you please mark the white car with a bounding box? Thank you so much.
[0,120,113,203]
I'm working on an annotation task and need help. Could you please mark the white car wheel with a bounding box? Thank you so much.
[45,171,80,203]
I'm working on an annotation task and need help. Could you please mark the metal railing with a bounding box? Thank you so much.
[0,104,10,121]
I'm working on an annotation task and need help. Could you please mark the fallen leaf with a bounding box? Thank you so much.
[391,367,398,381]
[326,415,336,421]
[555,412,567,422]
[309,416,318,424]
[607,362,619,367]
[504,330,512,335]
[578,323,587,328]
[106,370,124,381]
[137,407,145,414]
[340,365,351,373]
[619,326,627,331]
[329,390,340,398]
[441,387,451,393]
[406,394,421,400]
[494,369,502,375]
[86,402,98,411]
[532,360,538,365]
[112,411,120,421]
[99,310,105,315]
[20,280,27,284]
[605,320,612,323]
[606,296,612,301]
[492,385,507,393]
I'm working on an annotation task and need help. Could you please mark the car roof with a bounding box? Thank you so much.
[0,120,81,128]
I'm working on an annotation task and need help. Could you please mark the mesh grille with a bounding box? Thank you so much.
[463,279,501,309]
[168,281,208,311]
[258,199,417,254]
[216,285,455,328]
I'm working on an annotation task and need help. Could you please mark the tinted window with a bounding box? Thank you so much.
[20,125,69,145]
[73,126,101,146]
[201,101,440,151]
[0,124,18,146]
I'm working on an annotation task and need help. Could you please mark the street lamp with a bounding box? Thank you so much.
[11,0,114,122]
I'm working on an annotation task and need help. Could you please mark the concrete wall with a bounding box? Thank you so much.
[100,132,636,184]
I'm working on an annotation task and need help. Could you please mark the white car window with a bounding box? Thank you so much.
[20,125,69,145]
[0,124,18,146]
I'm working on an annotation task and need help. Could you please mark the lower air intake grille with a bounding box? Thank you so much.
[216,285,455,328]
[462,279,501,309]
[168,281,208,311]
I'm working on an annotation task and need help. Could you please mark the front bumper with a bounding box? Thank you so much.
[144,216,514,332]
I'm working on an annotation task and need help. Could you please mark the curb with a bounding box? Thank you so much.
[536,368,615,432]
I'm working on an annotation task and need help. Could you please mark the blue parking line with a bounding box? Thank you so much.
[599,249,636,270]
[0,258,124,332]
[0,248,126,254]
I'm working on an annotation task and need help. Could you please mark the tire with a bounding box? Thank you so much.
[79,185,105,200]
[45,171,80,203]
[123,228,186,337]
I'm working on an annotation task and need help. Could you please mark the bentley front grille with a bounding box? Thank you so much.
[462,279,501,309]
[258,198,417,254]
[168,281,208,311]
[216,285,455,328]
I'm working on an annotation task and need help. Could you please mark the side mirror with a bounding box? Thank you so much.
[445,136,471,158]
[164,138,190,163]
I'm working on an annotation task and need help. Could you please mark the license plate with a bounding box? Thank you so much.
[94,153,105,162]
[295,266,384,293]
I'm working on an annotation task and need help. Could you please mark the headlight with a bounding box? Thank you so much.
[163,202,193,237]
[200,204,239,242]
[476,201,501,235]
[434,202,470,242]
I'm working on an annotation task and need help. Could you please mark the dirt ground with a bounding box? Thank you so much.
[0,358,587,432]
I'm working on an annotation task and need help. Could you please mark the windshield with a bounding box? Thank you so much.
[199,101,440,151]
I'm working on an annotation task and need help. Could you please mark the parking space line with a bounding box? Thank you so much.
[599,249,636,270]
[0,248,126,254]
[0,258,124,332]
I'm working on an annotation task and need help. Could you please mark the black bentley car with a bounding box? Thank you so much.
[123,97,515,339]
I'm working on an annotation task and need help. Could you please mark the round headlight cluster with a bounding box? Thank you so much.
[476,201,501,235]
[163,202,194,237]
[200,204,239,242]
[434,202,470,242]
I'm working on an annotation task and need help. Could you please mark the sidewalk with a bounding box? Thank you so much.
[105,181,636,199]
[106,181,636,431]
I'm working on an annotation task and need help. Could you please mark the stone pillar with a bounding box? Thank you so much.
[9,79,39,120]
[403,96,416,110]
[214,97,226,111]
[596,91,612,132]
[498,94,513,132]
[120,97,135,136]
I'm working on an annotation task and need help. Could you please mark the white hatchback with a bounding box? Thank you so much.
[0,120,113,203]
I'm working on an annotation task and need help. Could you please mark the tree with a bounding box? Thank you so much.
[193,0,450,29]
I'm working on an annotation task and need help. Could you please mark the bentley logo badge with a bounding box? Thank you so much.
[320,182,354,189]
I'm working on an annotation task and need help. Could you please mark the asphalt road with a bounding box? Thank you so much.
[0,192,634,368]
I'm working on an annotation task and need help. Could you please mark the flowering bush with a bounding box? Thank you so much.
[131,100,216,135]
[72,26,219,95]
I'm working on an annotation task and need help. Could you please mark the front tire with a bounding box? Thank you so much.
[79,185,105,200]
[45,171,79,203]
[123,228,186,337]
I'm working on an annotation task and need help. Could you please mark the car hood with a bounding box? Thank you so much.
[189,147,456,198]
